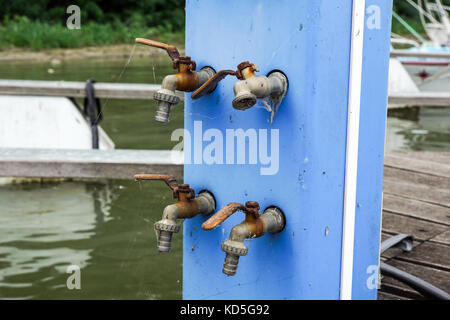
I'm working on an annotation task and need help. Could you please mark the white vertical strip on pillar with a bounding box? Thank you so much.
[340,0,366,300]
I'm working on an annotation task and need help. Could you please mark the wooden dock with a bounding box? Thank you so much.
[0,79,449,108]
[379,151,450,300]
[0,148,183,180]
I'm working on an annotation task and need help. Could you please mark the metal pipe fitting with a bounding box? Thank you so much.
[135,38,217,123]
[134,174,216,252]
[154,66,215,123]
[191,62,288,121]
[155,191,215,252]
[232,65,288,111]
[154,190,215,252]
[202,202,285,276]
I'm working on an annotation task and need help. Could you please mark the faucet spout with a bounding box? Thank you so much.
[232,69,288,111]
[202,201,285,276]
[154,204,181,252]
[153,66,216,123]
[135,38,217,123]
[221,223,251,275]
[134,174,216,252]
[154,74,180,123]
[154,190,215,252]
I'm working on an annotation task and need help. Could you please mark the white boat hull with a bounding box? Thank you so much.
[0,95,114,150]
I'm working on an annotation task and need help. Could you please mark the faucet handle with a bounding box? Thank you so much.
[135,38,184,69]
[134,174,179,197]
[202,201,260,230]
[191,61,259,99]
[133,174,196,200]
[235,61,259,80]
[191,69,237,99]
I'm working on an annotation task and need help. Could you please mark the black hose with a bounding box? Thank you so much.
[380,261,450,300]
[84,79,103,149]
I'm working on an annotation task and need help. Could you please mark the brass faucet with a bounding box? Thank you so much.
[134,174,216,252]
[135,38,216,123]
[202,201,285,276]
[192,61,288,120]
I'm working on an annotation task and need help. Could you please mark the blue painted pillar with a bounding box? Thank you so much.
[183,0,392,299]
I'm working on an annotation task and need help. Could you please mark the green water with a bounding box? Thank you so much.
[0,55,448,299]
[0,56,185,299]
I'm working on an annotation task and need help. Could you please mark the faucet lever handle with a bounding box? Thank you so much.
[202,202,247,230]
[191,60,259,99]
[191,70,237,99]
[135,38,180,62]
[133,174,179,193]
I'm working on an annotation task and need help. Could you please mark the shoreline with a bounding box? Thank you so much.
[0,43,186,62]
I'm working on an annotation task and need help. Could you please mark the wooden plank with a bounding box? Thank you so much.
[377,290,410,300]
[388,91,450,107]
[393,241,450,272]
[389,151,450,166]
[382,211,448,241]
[430,229,450,246]
[0,79,447,107]
[381,259,450,299]
[385,153,450,179]
[0,80,184,100]
[383,177,450,207]
[384,166,450,190]
[383,193,450,226]
[380,282,425,300]
[0,148,183,180]
[391,50,450,59]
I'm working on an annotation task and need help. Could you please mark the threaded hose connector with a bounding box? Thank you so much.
[154,219,180,252]
[232,92,257,110]
[153,91,180,104]
[221,240,248,276]
[153,91,180,123]
[221,240,248,256]
[154,101,172,123]
[157,230,173,252]
[223,253,240,276]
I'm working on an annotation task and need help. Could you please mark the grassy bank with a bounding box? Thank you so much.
[0,15,428,52]
[0,16,184,51]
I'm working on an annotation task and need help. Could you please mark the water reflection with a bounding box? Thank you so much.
[0,180,183,299]
[386,107,450,152]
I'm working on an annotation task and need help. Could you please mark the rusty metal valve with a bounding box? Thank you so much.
[202,201,285,276]
[135,38,216,123]
[134,174,216,252]
[191,61,288,123]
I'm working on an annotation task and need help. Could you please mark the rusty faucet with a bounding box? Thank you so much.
[134,174,215,252]
[202,201,285,276]
[191,61,288,116]
[135,38,216,123]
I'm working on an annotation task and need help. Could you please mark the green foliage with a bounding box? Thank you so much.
[392,0,450,36]
[0,15,184,50]
[1,0,450,50]
[0,0,185,50]
[393,0,450,17]
[0,0,185,29]
[391,15,426,35]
